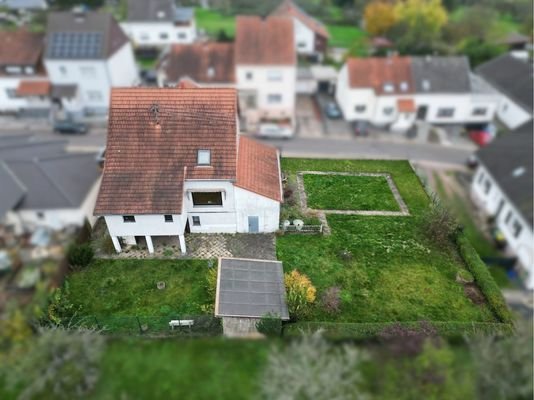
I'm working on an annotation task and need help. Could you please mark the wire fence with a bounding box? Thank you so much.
[65,314,222,336]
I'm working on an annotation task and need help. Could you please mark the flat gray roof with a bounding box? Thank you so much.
[216,258,289,320]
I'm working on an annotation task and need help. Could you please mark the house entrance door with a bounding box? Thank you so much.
[416,105,428,120]
[248,216,259,233]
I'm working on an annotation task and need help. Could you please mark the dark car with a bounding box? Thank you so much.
[324,102,342,119]
[53,120,88,134]
[352,120,369,136]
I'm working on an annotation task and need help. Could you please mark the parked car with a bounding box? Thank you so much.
[466,154,479,169]
[324,102,342,119]
[352,120,369,136]
[96,147,106,169]
[53,120,88,135]
[140,69,158,85]
[257,123,293,139]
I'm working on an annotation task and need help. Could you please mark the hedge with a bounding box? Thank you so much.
[283,320,514,340]
[455,232,515,325]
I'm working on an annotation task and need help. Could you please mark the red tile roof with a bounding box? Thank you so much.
[94,87,239,215]
[397,98,416,113]
[347,56,414,95]
[270,0,329,39]
[16,80,51,96]
[235,16,296,66]
[236,136,282,202]
[0,30,44,67]
[162,42,235,84]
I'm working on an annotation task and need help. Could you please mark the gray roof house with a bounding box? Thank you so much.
[411,56,472,93]
[126,0,194,23]
[0,135,101,233]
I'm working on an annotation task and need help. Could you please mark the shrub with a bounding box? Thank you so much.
[321,286,341,314]
[206,266,218,301]
[379,321,439,356]
[67,243,94,269]
[47,283,78,325]
[256,313,282,337]
[284,270,316,320]
[456,269,474,284]
[419,194,459,249]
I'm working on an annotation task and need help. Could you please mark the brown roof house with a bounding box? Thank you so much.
[235,16,297,137]
[270,0,329,61]
[335,55,499,132]
[0,30,51,116]
[94,86,282,254]
[158,42,235,87]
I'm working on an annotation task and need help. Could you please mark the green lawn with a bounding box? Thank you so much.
[327,24,367,50]
[195,8,236,38]
[91,338,268,400]
[65,259,213,316]
[303,174,400,211]
[278,159,501,324]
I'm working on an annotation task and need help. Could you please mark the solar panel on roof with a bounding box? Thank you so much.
[48,32,103,59]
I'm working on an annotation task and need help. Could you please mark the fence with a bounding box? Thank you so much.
[65,314,222,336]
[281,224,323,234]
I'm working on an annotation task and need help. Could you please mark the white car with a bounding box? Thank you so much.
[257,123,293,139]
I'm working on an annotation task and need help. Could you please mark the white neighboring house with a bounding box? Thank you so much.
[269,0,329,62]
[0,30,51,117]
[121,0,196,47]
[94,87,283,255]
[335,56,499,132]
[0,135,101,234]
[235,16,297,136]
[475,54,533,130]
[44,10,138,118]
[471,121,533,289]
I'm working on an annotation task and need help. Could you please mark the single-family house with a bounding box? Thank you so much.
[475,54,533,130]
[471,121,533,289]
[158,42,235,87]
[44,9,138,118]
[270,0,329,61]
[0,30,51,117]
[93,87,283,254]
[335,56,499,131]
[121,0,196,47]
[0,135,101,233]
[235,16,296,136]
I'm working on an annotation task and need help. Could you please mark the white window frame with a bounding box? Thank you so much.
[267,94,282,104]
[197,149,211,165]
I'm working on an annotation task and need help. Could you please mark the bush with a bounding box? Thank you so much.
[284,270,316,320]
[47,283,79,325]
[456,269,474,284]
[419,194,459,249]
[321,286,341,314]
[256,313,282,337]
[455,233,514,325]
[67,243,94,269]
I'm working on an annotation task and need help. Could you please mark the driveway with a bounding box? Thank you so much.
[295,95,323,139]
[315,93,352,138]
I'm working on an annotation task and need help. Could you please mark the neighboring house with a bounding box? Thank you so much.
[44,10,138,118]
[158,42,234,87]
[94,87,283,254]
[471,121,533,289]
[235,16,296,135]
[0,135,101,233]
[0,30,51,117]
[475,54,533,130]
[0,0,48,10]
[121,0,196,47]
[270,0,329,61]
[336,56,499,131]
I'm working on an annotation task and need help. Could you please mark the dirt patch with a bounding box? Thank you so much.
[464,283,486,305]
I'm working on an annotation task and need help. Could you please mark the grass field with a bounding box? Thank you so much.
[303,174,400,211]
[65,259,213,316]
[195,8,236,38]
[326,24,367,51]
[278,159,502,324]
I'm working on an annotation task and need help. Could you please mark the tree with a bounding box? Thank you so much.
[260,333,369,399]
[443,5,498,43]
[364,0,397,37]
[459,38,505,67]
[467,318,533,400]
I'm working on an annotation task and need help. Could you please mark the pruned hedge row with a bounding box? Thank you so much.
[283,320,514,340]
[455,232,515,325]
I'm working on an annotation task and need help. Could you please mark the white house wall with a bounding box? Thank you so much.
[471,165,534,289]
[293,18,314,55]
[234,186,280,232]
[495,94,531,130]
[121,21,196,47]
[6,208,88,234]
[106,42,138,87]
[414,94,495,124]
[0,76,51,112]
[104,214,185,238]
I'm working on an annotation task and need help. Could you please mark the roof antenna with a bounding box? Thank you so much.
[150,103,160,125]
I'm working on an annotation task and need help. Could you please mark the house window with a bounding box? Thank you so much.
[5,88,17,99]
[267,94,282,104]
[505,211,512,224]
[192,216,201,226]
[123,215,136,223]
[197,149,211,165]
[472,107,487,116]
[80,66,96,78]
[246,72,253,80]
[422,79,431,91]
[355,105,366,113]
[483,179,491,194]
[437,108,454,118]
[383,83,394,93]
[399,81,409,92]
[87,91,102,101]
[140,32,149,41]
[192,192,223,206]
[59,66,67,76]
[477,171,485,184]
[36,211,44,220]
[24,66,34,75]
[178,32,187,40]
[512,220,523,238]
[5,66,22,74]
[267,70,283,81]
[383,107,394,115]
[297,42,306,48]
[159,32,169,40]
[164,215,173,223]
